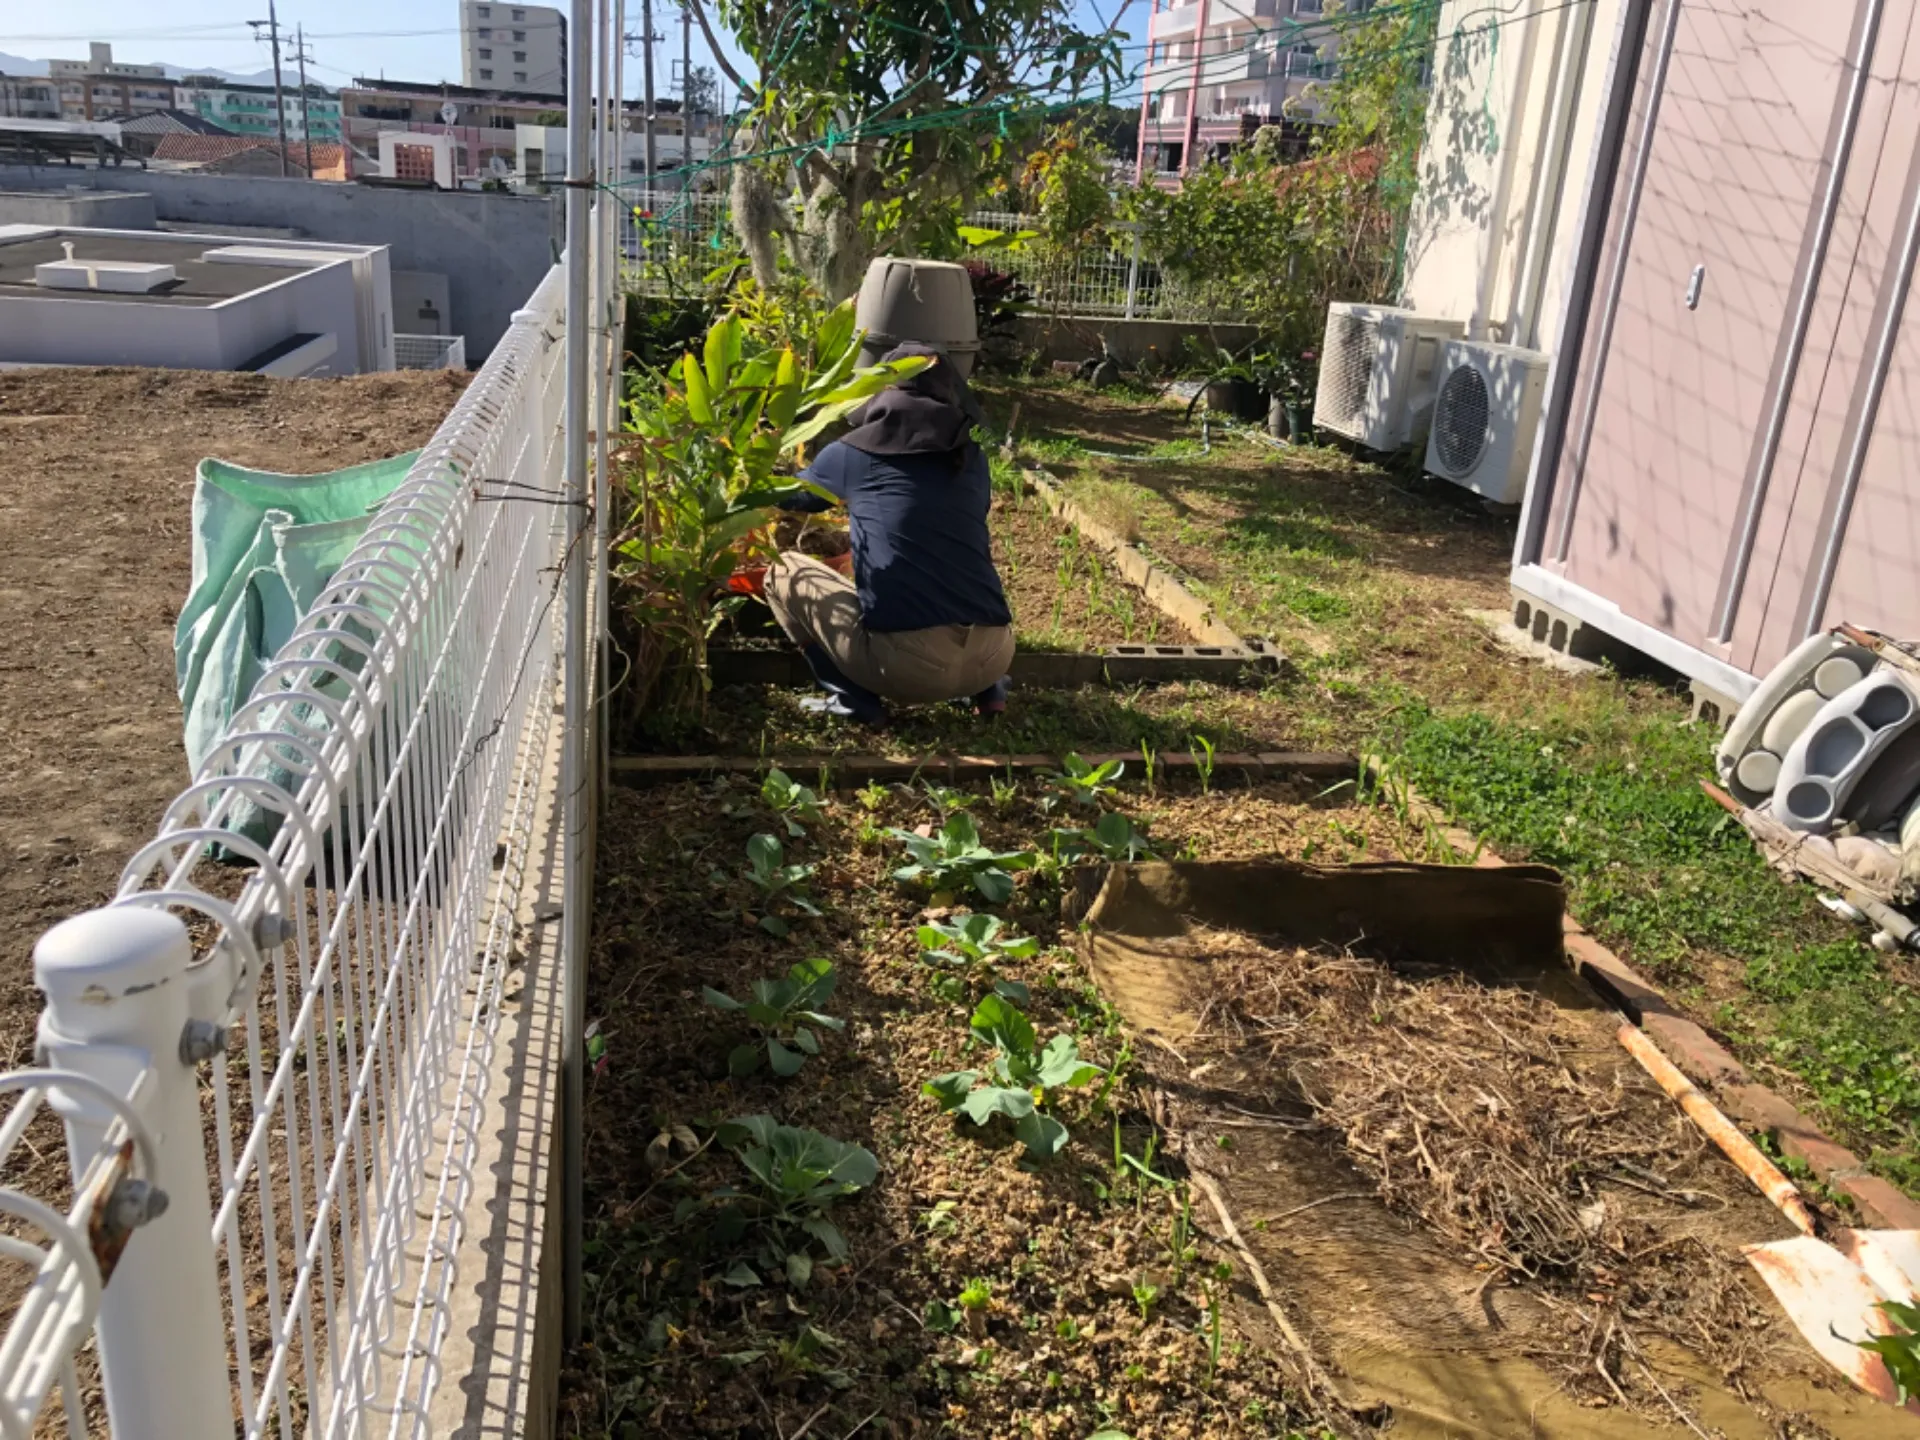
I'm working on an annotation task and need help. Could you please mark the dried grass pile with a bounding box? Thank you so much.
[1197,928,1778,1408]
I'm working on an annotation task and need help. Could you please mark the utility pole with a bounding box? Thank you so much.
[291,26,315,177]
[248,0,291,177]
[640,0,657,192]
[680,3,692,140]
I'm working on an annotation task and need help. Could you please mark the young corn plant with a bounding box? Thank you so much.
[711,1114,878,1289]
[923,994,1103,1161]
[760,766,825,837]
[743,832,820,936]
[889,813,1034,904]
[1048,811,1155,863]
[703,956,845,1076]
[1189,735,1217,795]
[1045,752,1125,810]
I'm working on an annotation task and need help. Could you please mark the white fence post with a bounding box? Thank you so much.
[33,909,230,1439]
[1124,226,1142,320]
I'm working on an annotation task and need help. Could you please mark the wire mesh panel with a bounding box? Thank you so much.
[392,334,469,371]
[615,195,1197,320]
[28,264,575,1440]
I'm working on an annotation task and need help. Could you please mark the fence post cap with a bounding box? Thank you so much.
[34,908,193,1011]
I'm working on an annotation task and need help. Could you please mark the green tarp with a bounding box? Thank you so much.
[175,452,419,841]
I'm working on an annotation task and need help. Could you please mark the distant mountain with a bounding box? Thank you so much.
[0,51,282,87]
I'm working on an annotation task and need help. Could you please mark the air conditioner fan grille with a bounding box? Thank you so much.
[1432,360,1490,477]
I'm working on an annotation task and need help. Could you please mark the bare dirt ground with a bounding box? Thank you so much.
[0,366,466,1070]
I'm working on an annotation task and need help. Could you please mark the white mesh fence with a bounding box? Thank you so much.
[1,259,581,1440]
[615,190,1229,320]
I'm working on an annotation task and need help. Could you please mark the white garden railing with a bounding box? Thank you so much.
[617,189,1184,319]
[2,246,605,1437]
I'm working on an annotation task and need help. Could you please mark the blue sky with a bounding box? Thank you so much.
[0,0,1143,104]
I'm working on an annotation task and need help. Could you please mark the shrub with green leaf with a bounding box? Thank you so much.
[890,813,1034,903]
[1049,811,1155,863]
[612,304,928,718]
[742,832,819,935]
[924,994,1104,1160]
[712,1114,878,1288]
[760,766,825,836]
[703,956,845,1076]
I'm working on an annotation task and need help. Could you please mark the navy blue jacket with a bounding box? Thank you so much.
[781,440,1013,634]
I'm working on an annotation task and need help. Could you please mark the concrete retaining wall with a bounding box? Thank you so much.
[1012,314,1262,367]
[0,167,559,360]
[0,189,157,229]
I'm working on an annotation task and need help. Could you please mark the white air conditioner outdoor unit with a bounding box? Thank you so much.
[1312,302,1465,451]
[1422,340,1549,504]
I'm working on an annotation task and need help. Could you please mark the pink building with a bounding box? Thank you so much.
[1135,0,1336,182]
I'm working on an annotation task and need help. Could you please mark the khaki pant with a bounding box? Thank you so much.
[765,553,1015,705]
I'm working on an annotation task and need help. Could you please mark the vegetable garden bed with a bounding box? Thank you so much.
[569,767,1444,1439]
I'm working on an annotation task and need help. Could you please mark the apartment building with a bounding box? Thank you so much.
[47,44,177,122]
[1135,0,1338,180]
[0,72,60,120]
[177,78,343,143]
[460,2,567,96]
[342,78,574,183]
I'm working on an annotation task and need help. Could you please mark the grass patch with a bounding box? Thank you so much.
[1381,700,1920,1181]
[1011,385,1920,1193]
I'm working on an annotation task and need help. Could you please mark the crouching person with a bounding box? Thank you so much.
[767,342,1013,727]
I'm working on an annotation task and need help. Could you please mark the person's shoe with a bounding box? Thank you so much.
[972,676,1010,717]
[799,692,888,727]
[797,644,887,727]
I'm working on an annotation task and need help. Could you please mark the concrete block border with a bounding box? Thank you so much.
[611,748,1357,791]
[1385,766,1920,1230]
[1024,468,1251,651]
[706,640,1283,691]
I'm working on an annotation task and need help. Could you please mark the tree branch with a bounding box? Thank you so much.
[684,0,751,95]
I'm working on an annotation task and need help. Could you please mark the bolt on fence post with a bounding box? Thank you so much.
[34,909,231,1439]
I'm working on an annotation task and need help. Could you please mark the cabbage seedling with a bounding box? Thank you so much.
[743,832,819,935]
[703,956,845,1076]
[1045,752,1124,809]
[916,912,1041,969]
[760,767,825,836]
[712,1114,878,1288]
[1048,811,1155,863]
[923,994,1103,1160]
[889,814,1033,904]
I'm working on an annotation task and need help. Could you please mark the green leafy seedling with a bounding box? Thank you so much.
[760,767,825,836]
[917,911,1041,968]
[1189,735,1216,795]
[889,813,1034,904]
[915,779,975,819]
[923,994,1103,1161]
[703,956,845,1076]
[855,781,888,812]
[1049,811,1155,863]
[712,1114,878,1288]
[743,832,820,935]
[958,1276,993,1338]
[1132,1279,1161,1324]
[1046,752,1125,808]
